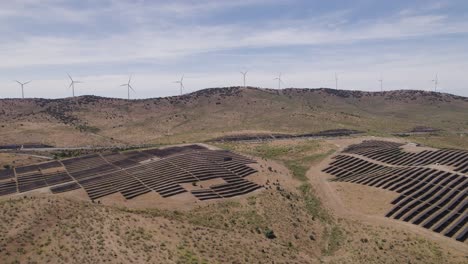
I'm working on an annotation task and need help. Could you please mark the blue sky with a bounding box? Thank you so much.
[0,0,467,98]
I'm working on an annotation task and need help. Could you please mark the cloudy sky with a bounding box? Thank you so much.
[0,0,467,98]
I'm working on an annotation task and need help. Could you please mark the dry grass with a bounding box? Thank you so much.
[0,88,466,147]
[215,139,337,181]
[1,188,463,264]
[0,87,467,263]
[0,138,465,263]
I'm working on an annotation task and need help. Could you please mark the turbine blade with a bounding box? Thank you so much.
[24,81,31,85]
[128,75,132,84]
[15,80,21,85]
[120,84,127,87]
[129,85,135,92]
[67,73,73,82]
[69,83,73,88]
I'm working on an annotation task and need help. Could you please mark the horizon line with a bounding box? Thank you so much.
[1,86,466,101]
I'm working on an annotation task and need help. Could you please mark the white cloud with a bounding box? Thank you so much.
[0,0,467,97]
[1,11,467,69]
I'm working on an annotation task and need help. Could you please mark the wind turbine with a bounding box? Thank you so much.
[15,80,31,99]
[432,74,439,92]
[335,72,339,90]
[240,70,248,88]
[120,75,135,100]
[378,74,383,92]
[274,73,284,89]
[67,74,82,97]
[174,74,185,95]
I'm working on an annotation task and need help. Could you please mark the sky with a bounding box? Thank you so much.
[0,0,467,99]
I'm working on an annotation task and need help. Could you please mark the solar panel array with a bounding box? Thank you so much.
[0,145,260,202]
[323,140,467,242]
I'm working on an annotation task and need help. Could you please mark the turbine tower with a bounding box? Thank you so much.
[174,74,185,95]
[432,74,439,92]
[15,80,31,99]
[335,72,339,90]
[379,74,383,92]
[67,74,82,97]
[120,75,135,100]
[274,73,283,89]
[240,71,248,88]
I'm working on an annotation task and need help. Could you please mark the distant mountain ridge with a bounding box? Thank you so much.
[1,87,467,101]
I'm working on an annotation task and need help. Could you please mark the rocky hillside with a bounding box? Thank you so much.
[1,187,464,264]
[0,87,467,147]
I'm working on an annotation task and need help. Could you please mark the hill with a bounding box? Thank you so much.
[0,87,467,148]
[1,138,466,264]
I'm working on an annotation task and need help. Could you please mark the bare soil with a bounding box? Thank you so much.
[0,153,48,169]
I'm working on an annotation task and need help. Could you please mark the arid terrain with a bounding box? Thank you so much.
[0,88,467,264]
[1,87,467,148]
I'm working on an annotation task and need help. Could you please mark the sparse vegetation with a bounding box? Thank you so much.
[0,187,461,264]
[0,88,466,263]
[217,139,337,182]
[76,125,101,133]
[0,88,466,147]
[264,229,276,239]
[323,225,344,255]
[299,183,331,222]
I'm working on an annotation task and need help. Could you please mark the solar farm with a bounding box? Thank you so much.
[322,140,468,243]
[0,145,261,201]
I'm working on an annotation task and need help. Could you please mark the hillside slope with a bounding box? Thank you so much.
[0,87,467,147]
[0,137,466,264]
[2,189,465,264]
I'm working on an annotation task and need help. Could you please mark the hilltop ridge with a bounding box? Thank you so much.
[0,87,467,147]
[1,87,467,101]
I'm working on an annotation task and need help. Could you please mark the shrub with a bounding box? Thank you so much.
[264,229,276,239]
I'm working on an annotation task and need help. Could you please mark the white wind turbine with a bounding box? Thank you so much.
[15,80,31,99]
[240,70,248,88]
[274,73,284,89]
[335,72,339,90]
[67,74,82,97]
[378,74,383,92]
[120,75,135,100]
[432,74,439,92]
[174,74,185,95]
